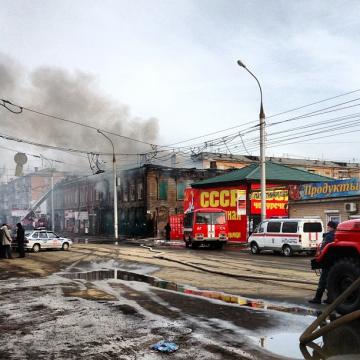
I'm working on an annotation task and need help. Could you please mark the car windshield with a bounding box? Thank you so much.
[196,212,226,225]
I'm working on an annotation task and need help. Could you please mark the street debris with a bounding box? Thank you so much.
[150,340,179,353]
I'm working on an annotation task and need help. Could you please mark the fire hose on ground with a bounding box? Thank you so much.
[299,275,360,344]
[140,244,360,347]
[140,245,318,286]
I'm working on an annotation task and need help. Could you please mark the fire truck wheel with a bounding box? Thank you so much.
[327,258,360,315]
[282,245,293,257]
[250,242,260,255]
[185,240,191,248]
[192,242,199,249]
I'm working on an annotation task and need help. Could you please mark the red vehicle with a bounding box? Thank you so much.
[183,208,228,249]
[311,219,360,314]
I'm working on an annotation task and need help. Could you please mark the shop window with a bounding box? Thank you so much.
[158,180,168,200]
[326,212,341,225]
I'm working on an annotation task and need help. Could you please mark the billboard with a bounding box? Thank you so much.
[184,186,248,242]
[250,188,289,217]
[289,178,360,201]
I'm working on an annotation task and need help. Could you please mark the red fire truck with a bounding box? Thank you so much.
[183,208,228,249]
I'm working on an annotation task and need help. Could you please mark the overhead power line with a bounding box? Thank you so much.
[0,98,157,147]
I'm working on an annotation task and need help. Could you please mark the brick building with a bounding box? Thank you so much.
[0,168,64,226]
[191,152,360,179]
[119,165,225,237]
[52,164,226,237]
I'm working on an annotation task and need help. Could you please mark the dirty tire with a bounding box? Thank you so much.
[32,243,40,253]
[192,242,199,249]
[327,258,360,315]
[250,242,260,255]
[282,245,293,257]
[216,242,224,250]
[62,242,69,251]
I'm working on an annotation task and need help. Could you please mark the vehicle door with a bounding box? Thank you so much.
[251,221,267,249]
[46,231,61,249]
[302,222,323,249]
[38,231,49,248]
[265,221,282,249]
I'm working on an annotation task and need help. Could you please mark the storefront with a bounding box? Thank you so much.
[189,162,331,242]
[289,178,360,225]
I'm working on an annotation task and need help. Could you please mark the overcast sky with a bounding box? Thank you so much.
[1,0,360,174]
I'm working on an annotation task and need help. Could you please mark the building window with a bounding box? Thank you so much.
[325,210,340,225]
[176,182,185,200]
[158,180,168,200]
[130,184,136,201]
[137,183,143,200]
[123,184,128,202]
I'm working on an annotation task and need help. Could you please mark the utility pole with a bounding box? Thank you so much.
[237,60,267,221]
[97,130,118,239]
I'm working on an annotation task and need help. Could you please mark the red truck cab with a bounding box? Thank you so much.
[311,219,360,314]
[183,208,228,249]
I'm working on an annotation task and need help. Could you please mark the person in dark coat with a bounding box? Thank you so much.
[16,223,26,258]
[308,221,338,304]
[164,222,171,241]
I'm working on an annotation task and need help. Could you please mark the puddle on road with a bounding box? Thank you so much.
[251,332,309,359]
[60,268,360,360]
[251,319,360,359]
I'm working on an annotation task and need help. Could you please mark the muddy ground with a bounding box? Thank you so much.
[0,244,339,359]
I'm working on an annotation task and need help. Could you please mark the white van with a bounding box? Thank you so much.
[248,218,324,256]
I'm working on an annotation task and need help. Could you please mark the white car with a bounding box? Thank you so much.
[24,230,73,252]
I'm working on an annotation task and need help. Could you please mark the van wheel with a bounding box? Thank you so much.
[282,245,293,257]
[327,258,360,315]
[250,242,260,255]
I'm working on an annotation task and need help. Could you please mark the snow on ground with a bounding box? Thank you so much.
[0,261,311,359]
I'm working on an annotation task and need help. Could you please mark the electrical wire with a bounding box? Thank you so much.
[0,98,157,147]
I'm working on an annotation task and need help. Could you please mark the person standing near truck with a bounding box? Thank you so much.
[308,221,338,304]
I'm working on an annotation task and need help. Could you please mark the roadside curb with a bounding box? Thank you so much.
[96,269,318,317]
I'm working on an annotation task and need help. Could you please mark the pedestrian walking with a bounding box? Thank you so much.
[16,223,26,258]
[308,221,338,304]
[164,222,171,241]
[1,224,13,259]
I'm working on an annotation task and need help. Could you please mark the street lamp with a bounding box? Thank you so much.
[97,129,118,240]
[237,60,267,221]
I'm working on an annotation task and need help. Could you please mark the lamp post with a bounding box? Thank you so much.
[237,60,267,221]
[97,130,118,240]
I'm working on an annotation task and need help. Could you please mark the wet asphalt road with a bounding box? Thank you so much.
[0,243,327,359]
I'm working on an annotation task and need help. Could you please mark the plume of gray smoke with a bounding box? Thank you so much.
[0,53,159,176]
